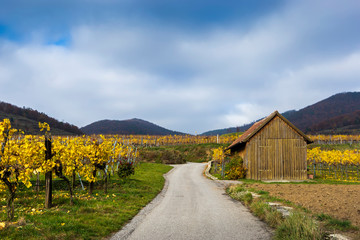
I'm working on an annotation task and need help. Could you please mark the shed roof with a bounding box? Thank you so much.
[227,111,312,150]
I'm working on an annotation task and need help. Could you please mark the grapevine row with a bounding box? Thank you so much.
[109,133,241,146]
[0,120,138,220]
[309,135,360,144]
[307,148,360,181]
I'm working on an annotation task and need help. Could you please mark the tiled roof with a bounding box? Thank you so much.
[227,118,266,149]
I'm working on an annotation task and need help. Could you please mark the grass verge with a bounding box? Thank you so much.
[0,162,173,240]
[274,211,323,240]
[227,184,359,240]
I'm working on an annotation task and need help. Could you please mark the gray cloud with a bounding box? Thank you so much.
[0,0,360,134]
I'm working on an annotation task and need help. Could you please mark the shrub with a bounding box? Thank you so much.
[225,156,247,179]
[138,149,186,164]
[183,146,208,162]
[138,150,161,163]
[117,161,135,179]
[160,149,186,164]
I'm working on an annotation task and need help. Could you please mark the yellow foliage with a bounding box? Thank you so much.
[307,148,360,165]
[211,147,229,163]
[38,122,50,132]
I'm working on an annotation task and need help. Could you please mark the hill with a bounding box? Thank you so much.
[81,118,185,135]
[286,92,360,133]
[307,110,360,134]
[201,126,247,136]
[202,92,360,135]
[0,101,83,135]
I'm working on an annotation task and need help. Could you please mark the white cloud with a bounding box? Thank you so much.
[268,51,360,110]
[0,0,360,134]
[224,103,269,127]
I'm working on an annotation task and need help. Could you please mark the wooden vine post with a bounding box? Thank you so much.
[45,136,52,209]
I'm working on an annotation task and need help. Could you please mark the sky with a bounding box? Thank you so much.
[0,0,360,134]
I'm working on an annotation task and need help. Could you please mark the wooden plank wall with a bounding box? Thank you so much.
[244,116,307,180]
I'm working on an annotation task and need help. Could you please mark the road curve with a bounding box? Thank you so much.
[111,162,272,240]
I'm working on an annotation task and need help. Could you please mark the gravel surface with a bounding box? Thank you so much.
[111,162,272,240]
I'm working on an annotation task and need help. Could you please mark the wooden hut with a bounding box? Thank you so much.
[227,111,312,180]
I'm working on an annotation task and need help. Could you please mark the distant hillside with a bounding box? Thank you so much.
[201,126,249,136]
[202,92,360,135]
[307,110,360,134]
[0,101,83,135]
[81,118,185,135]
[286,92,360,133]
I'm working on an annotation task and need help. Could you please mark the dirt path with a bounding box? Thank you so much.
[249,183,360,227]
[111,162,272,240]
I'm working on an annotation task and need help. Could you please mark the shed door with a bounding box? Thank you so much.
[263,139,306,180]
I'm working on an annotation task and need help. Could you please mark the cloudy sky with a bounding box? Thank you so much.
[0,0,360,134]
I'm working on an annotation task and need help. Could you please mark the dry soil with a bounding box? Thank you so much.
[249,183,360,237]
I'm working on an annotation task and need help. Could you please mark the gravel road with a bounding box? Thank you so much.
[111,162,272,240]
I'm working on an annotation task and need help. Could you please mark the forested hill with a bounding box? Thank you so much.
[202,92,360,135]
[308,110,360,134]
[0,101,83,135]
[285,92,360,133]
[81,118,185,135]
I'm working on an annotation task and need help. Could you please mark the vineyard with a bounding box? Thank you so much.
[125,133,360,182]
[309,135,360,144]
[307,148,360,181]
[0,119,241,224]
[1,116,360,231]
[107,133,241,146]
[0,120,142,221]
[307,136,360,182]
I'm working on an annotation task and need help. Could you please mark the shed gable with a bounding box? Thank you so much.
[254,115,304,141]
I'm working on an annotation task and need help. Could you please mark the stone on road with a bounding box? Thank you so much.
[111,162,272,240]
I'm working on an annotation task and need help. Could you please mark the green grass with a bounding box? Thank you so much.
[274,211,323,240]
[316,213,359,231]
[0,162,173,240]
